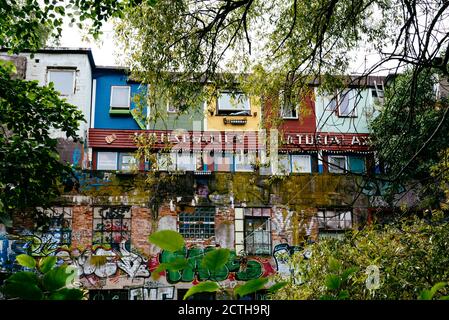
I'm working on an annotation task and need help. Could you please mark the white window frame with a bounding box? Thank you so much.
[291,155,312,173]
[119,153,138,171]
[328,155,347,173]
[337,89,358,117]
[47,69,76,96]
[110,86,131,110]
[176,152,198,171]
[279,90,299,119]
[277,154,291,175]
[234,152,256,172]
[216,91,251,115]
[97,152,118,170]
[157,153,176,171]
[167,101,178,114]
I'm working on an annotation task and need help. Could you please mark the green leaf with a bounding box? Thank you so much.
[341,266,359,282]
[183,282,219,300]
[419,282,447,300]
[319,294,336,300]
[201,249,230,272]
[267,281,288,293]
[39,256,57,273]
[16,254,36,269]
[148,230,184,252]
[337,290,350,300]
[154,258,189,273]
[42,265,77,291]
[328,257,341,272]
[430,282,447,297]
[6,271,38,285]
[2,272,42,300]
[325,274,342,290]
[48,288,85,300]
[418,289,432,300]
[234,278,269,298]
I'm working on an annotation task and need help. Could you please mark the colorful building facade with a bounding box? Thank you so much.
[1,48,401,300]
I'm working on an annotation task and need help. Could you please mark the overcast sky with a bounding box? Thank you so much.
[57,20,389,75]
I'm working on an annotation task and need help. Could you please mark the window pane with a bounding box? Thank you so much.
[235,153,255,172]
[278,154,291,174]
[177,153,196,171]
[217,93,250,111]
[348,156,365,173]
[119,153,137,171]
[339,89,354,116]
[214,153,233,171]
[328,156,346,173]
[157,153,176,171]
[97,152,118,170]
[111,86,130,108]
[48,70,74,95]
[291,155,311,173]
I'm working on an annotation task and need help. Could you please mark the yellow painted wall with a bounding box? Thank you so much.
[205,95,261,131]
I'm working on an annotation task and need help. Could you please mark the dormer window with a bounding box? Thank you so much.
[216,91,250,116]
[110,86,131,114]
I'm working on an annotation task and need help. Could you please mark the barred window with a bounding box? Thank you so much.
[178,207,215,240]
[317,209,352,231]
[244,208,272,255]
[93,207,131,250]
[39,207,72,247]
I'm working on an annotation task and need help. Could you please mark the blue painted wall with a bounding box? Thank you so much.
[94,68,146,130]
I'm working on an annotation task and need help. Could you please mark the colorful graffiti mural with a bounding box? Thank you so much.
[160,247,276,284]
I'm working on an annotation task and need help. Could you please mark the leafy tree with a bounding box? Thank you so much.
[0,0,140,223]
[270,215,449,300]
[369,68,449,207]
[115,0,449,124]
[0,64,84,223]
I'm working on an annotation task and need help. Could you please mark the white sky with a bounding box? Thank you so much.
[57,22,119,66]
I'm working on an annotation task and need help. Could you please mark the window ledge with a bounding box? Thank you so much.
[109,108,131,115]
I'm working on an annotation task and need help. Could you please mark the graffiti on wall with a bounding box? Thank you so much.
[273,243,309,284]
[160,247,276,284]
[55,242,151,287]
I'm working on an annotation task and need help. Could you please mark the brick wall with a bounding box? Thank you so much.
[71,206,93,248]
[131,207,152,256]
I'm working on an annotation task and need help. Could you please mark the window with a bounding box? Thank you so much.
[280,91,299,119]
[39,207,72,248]
[244,208,272,255]
[337,89,357,117]
[97,152,118,170]
[234,152,256,172]
[216,92,250,116]
[178,207,215,240]
[110,86,131,110]
[47,69,75,96]
[157,153,176,171]
[214,152,233,172]
[167,102,178,113]
[176,152,198,171]
[277,154,291,174]
[93,207,131,251]
[328,155,346,173]
[119,153,138,171]
[317,209,352,231]
[97,152,137,171]
[291,155,312,173]
[348,156,365,173]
